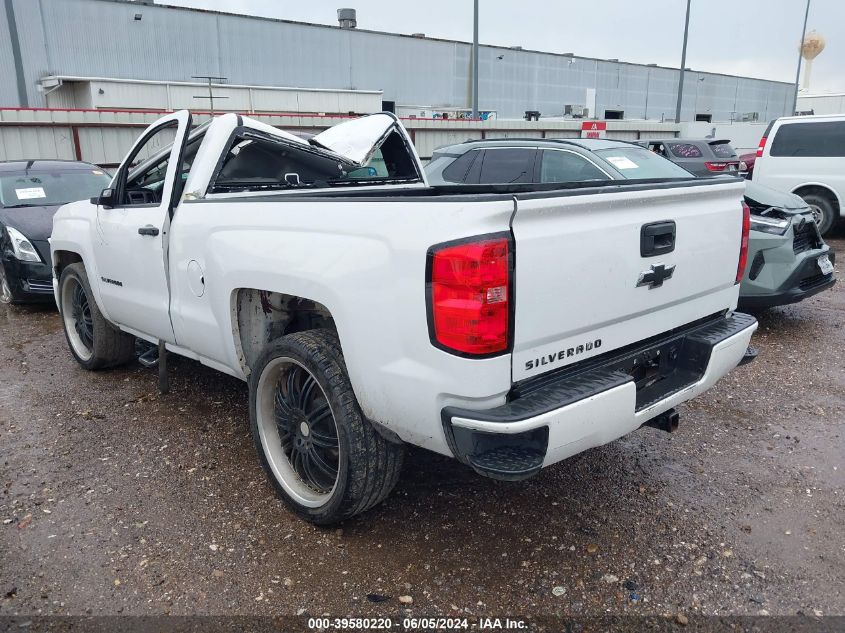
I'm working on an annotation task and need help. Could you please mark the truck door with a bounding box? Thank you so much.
[95,110,192,343]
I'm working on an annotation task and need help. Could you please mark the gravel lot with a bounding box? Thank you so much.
[1,235,843,621]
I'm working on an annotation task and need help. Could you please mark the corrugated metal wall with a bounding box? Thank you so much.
[0,127,76,161]
[0,2,21,107]
[797,94,845,116]
[46,79,385,115]
[0,109,694,165]
[1,0,795,121]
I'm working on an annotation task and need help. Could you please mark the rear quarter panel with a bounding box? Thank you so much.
[168,195,516,454]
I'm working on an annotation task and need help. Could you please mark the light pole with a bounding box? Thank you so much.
[792,0,811,115]
[674,0,692,123]
[471,0,479,119]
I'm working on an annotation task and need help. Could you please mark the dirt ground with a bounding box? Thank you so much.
[1,236,843,623]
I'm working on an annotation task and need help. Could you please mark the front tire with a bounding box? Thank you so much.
[801,193,837,236]
[58,263,135,370]
[0,262,13,304]
[249,330,404,524]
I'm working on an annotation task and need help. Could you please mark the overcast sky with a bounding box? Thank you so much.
[161,0,844,92]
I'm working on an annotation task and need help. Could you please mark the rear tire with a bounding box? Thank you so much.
[249,329,405,524]
[800,192,837,237]
[58,263,135,370]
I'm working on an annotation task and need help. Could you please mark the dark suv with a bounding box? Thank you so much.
[636,139,741,177]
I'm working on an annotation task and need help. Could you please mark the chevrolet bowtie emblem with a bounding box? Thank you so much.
[637,263,676,289]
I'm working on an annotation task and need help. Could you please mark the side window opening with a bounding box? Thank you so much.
[122,123,203,206]
[173,132,204,202]
[120,121,179,206]
[363,129,419,180]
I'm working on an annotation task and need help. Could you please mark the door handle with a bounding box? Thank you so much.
[640,221,676,257]
[138,225,160,237]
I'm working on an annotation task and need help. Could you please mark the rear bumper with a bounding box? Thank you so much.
[441,312,757,480]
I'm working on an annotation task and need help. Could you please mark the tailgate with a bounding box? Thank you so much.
[511,181,746,381]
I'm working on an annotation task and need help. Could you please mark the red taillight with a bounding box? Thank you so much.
[755,136,767,158]
[705,162,728,172]
[428,236,511,356]
[736,202,751,284]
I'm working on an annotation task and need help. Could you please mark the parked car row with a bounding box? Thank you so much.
[0,111,837,525]
[3,116,838,313]
[425,134,836,310]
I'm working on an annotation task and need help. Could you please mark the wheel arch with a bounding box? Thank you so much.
[52,250,84,279]
[53,249,86,310]
[231,288,339,377]
[791,183,842,217]
[51,248,114,324]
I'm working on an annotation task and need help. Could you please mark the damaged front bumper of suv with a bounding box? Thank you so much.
[739,214,836,310]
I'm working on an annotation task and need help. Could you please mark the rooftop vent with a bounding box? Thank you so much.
[411,32,425,38]
[509,45,523,50]
[337,8,357,29]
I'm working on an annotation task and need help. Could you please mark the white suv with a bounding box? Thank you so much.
[752,114,845,236]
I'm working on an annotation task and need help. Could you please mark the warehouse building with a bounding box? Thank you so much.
[797,93,845,116]
[1,0,794,121]
[37,76,385,115]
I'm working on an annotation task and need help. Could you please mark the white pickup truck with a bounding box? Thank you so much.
[51,111,757,524]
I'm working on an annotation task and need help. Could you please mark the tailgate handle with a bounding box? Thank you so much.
[640,221,676,257]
